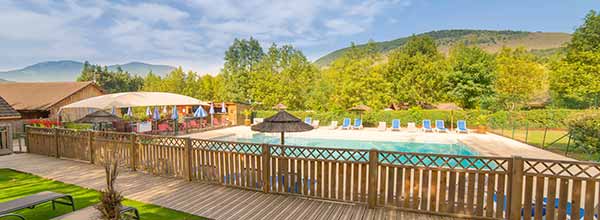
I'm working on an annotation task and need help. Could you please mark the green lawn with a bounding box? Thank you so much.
[490,128,594,161]
[0,169,206,220]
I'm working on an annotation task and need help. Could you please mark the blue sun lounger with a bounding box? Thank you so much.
[341,118,351,130]
[391,119,401,131]
[422,120,433,132]
[353,118,363,129]
[456,120,468,133]
[434,120,448,133]
[304,117,312,125]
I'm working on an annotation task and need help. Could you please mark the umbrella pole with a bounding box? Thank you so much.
[281,132,285,145]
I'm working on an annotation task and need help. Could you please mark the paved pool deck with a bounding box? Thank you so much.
[182,126,572,161]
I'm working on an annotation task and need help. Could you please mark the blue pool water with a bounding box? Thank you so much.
[212,133,477,156]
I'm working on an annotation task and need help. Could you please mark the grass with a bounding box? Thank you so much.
[490,128,593,161]
[0,169,206,220]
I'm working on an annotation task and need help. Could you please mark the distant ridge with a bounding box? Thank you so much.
[0,60,176,82]
[314,29,571,67]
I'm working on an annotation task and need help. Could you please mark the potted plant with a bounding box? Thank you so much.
[243,109,252,126]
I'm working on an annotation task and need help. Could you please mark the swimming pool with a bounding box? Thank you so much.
[211,133,477,156]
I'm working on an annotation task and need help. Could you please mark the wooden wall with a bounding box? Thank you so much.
[50,85,104,121]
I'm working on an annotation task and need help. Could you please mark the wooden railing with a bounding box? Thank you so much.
[25,126,600,220]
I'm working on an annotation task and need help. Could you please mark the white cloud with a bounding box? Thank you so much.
[0,0,412,73]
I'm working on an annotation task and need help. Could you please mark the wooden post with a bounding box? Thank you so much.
[367,149,378,208]
[130,133,137,171]
[88,131,94,164]
[54,128,60,158]
[261,144,270,193]
[24,126,29,153]
[184,137,192,181]
[508,156,524,220]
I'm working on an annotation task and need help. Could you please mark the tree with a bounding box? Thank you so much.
[383,36,448,106]
[446,44,496,108]
[221,38,265,102]
[322,43,391,111]
[550,10,600,108]
[494,47,546,110]
[77,62,144,93]
[249,44,318,110]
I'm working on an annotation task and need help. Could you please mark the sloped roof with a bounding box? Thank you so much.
[0,95,20,119]
[0,82,101,110]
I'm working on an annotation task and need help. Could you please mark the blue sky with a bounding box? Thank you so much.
[0,0,597,74]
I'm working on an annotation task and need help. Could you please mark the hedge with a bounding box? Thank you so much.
[255,109,590,128]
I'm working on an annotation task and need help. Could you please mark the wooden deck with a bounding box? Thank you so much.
[0,153,457,220]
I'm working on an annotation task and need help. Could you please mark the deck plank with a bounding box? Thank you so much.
[0,154,460,220]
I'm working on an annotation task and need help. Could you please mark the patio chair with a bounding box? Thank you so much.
[329,121,338,130]
[311,120,320,128]
[213,118,220,127]
[377,122,386,131]
[352,119,363,130]
[391,119,401,131]
[434,120,448,133]
[304,117,312,125]
[422,120,433,132]
[341,118,351,130]
[456,120,469,133]
[0,191,75,220]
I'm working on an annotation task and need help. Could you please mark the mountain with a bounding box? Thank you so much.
[314,29,571,67]
[0,61,176,82]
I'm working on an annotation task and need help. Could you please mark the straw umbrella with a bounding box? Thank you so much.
[348,104,371,119]
[251,110,313,145]
[272,103,287,110]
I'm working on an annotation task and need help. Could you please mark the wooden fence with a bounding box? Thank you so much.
[25,126,600,220]
[0,125,12,155]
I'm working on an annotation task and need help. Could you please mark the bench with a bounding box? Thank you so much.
[0,191,75,220]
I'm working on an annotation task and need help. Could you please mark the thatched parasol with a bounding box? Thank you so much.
[348,104,371,112]
[272,103,287,110]
[75,110,124,124]
[251,110,313,145]
[348,104,371,119]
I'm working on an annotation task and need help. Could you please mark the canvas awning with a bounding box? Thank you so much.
[60,92,209,110]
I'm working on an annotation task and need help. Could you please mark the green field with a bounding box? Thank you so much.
[490,128,594,161]
[0,169,206,220]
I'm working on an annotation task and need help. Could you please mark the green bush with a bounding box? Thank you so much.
[64,122,93,130]
[255,109,588,129]
[567,112,600,156]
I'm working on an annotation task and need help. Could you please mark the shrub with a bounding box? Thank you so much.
[567,111,600,156]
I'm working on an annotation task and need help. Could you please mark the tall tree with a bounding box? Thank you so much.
[322,43,391,111]
[383,36,448,106]
[77,62,144,93]
[446,44,496,108]
[494,47,546,110]
[221,38,265,102]
[550,10,600,108]
[249,44,318,109]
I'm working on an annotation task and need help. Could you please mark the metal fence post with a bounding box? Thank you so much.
[184,137,192,181]
[261,144,271,193]
[541,127,548,148]
[367,149,378,208]
[54,128,60,158]
[508,156,524,220]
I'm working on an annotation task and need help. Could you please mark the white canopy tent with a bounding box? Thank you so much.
[60,92,209,110]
